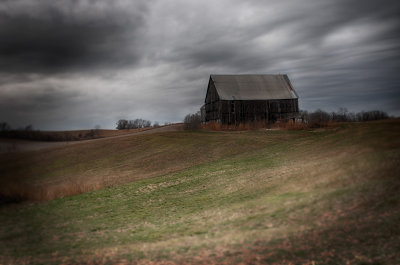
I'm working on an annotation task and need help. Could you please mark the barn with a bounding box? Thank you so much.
[203,74,299,125]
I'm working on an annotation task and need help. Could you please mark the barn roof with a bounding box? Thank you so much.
[210,74,298,100]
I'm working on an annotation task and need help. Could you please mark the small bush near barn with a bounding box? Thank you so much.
[184,112,201,130]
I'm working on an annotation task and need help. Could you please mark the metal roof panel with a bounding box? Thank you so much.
[210,74,298,100]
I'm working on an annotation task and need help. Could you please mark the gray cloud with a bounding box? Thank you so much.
[0,0,399,130]
[0,0,150,73]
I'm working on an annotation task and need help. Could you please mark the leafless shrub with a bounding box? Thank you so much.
[184,112,201,130]
[308,109,332,127]
[272,120,309,130]
[201,121,222,131]
[356,110,389,121]
[116,119,152,130]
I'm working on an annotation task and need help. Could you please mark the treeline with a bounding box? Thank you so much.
[0,122,101,141]
[116,119,156,130]
[302,108,390,127]
[0,118,162,141]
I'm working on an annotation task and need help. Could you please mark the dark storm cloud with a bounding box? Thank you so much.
[166,0,400,69]
[0,0,399,130]
[0,0,149,73]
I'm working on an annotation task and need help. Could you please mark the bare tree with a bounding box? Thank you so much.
[308,109,331,127]
[117,119,152,129]
[356,110,389,121]
[184,112,201,130]
[116,119,128,130]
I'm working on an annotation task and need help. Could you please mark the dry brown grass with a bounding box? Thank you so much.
[0,120,399,264]
[0,129,284,202]
[201,120,336,131]
[0,127,156,143]
[35,127,153,139]
[270,120,309,130]
[1,176,111,202]
[201,121,268,131]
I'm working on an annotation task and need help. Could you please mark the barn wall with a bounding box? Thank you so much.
[267,98,299,122]
[219,99,299,125]
[220,100,267,124]
[204,80,221,122]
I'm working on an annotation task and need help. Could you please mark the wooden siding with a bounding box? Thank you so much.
[218,99,298,124]
[205,81,221,122]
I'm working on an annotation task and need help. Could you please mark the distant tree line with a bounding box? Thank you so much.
[116,119,152,130]
[0,122,101,141]
[301,108,390,127]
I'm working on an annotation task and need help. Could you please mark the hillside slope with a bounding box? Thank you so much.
[0,124,183,154]
[0,125,300,201]
[0,120,399,264]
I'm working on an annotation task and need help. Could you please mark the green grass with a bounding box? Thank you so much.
[0,120,399,264]
[1,129,299,200]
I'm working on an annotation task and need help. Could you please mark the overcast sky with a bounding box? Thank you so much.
[0,0,399,130]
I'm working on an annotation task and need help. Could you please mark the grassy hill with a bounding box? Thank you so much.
[0,127,153,142]
[0,120,399,264]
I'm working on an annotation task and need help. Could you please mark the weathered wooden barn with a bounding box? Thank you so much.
[203,74,299,125]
